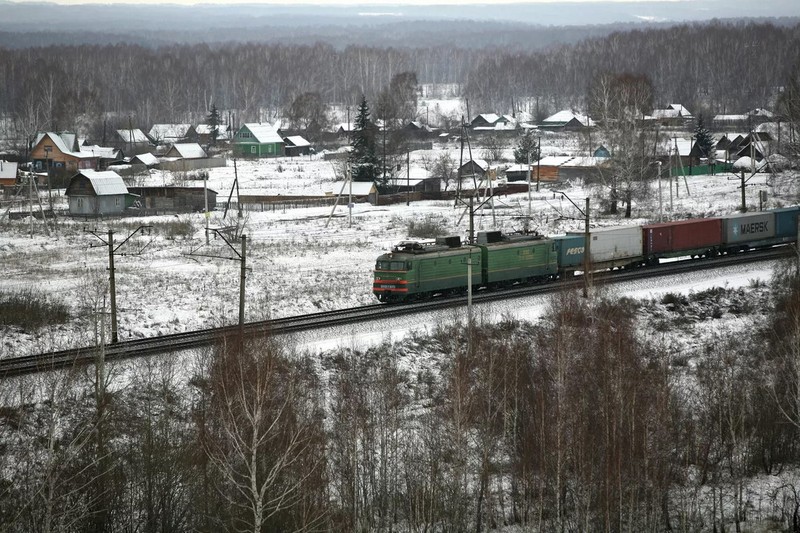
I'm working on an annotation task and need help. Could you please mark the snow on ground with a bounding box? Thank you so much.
[0,139,797,358]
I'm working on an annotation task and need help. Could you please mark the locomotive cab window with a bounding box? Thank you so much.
[376,260,408,270]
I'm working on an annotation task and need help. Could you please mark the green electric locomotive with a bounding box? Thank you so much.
[373,232,557,303]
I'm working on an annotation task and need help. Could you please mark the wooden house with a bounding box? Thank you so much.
[65,170,135,216]
[127,186,217,213]
[31,132,98,174]
[233,123,285,158]
[284,135,312,157]
[647,104,693,127]
[458,159,489,179]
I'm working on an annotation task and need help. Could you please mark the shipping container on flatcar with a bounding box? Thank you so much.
[372,238,480,302]
[476,231,558,286]
[568,225,643,269]
[643,218,722,261]
[773,206,800,242]
[720,212,776,251]
[552,234,586,271]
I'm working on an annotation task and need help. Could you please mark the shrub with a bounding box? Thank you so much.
[406,215,448,238]
[0,289,69,330]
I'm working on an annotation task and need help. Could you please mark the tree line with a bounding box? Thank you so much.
[0,20,798,142]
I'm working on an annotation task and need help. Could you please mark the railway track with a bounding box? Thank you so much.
[1,247,792,377]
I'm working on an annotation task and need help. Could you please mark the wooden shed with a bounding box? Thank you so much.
[127,186,217,213]
[284,135,312,157]
[66,170,135,216]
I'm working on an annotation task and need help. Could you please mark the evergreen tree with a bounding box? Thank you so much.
[694,115,715,159]
[350,95,380,182]
[513,130,540,164]
[206,103,221,147]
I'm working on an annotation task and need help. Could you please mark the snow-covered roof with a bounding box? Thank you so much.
[325,181,376,196]
[168,143,207,159]
[474,122,517,131]
[241,123,283,144]
[473,113,500,125]
[334,122,354,133]
[74,170,128,196]
[461,159,489,171]
[0,160,17,181]
[35,132,73,155]
[81,145,122,159]
[116,129,149,144]
[538,156,574,166]
[732,156,767,171]
[284,135,310,148]
[149,124,192,141]
[34,132,97,159]
[714,114,748,122]
[131,153,159,166]
[386,178,425,187]
[748,108,774,118]
[560,157,610,168]
[542,110,594,127]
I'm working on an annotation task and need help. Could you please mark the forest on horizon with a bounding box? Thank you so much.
[0,19,798,141]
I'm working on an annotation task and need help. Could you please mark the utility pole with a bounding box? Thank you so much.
[88,225,152,343]
[239,235,246,331]
[406,150,410,207]
[657,161,663,222]
[204,171,210,244]
[187,228,249,330]
[536,134,541,192]
[107,230,117,344]
[555,191,591,298]
[527,151,532,220]
[584,197,591,299]
[741,169,747,213]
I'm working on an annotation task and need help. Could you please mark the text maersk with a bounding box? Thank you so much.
[739,221,769,234]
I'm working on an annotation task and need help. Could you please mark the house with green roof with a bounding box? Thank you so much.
[232,123,285,158]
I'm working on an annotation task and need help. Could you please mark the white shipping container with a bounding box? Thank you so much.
[569,225,642,265]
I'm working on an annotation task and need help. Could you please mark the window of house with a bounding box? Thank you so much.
[115,198,121,207]
[251,146,257,154]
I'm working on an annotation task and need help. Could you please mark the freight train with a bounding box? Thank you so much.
[372,206,800,303]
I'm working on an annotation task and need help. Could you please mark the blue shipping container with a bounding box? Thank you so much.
[774,206,800,240]
[552,234,585,269]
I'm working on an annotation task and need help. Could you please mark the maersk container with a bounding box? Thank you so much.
[569,225,643,267]
[552,234,585,269]
[643,218,722,256]
[721,212,775,244]
[774,206,800,240]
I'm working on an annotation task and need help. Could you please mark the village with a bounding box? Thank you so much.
[0,100,786,219]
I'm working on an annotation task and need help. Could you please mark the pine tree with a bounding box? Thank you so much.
[206,103,221,147]
[350,95,380,182]
[513,130,540,164]
[694,115,715,159]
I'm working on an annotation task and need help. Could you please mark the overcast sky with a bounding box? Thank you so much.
[6,0,687,4]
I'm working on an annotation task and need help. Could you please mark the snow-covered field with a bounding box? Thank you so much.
[0,139,797,358]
